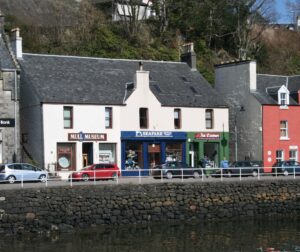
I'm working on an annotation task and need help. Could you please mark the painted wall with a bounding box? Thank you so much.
[263,105,300,171]
[215,61,262,162]
[42,104,122,172]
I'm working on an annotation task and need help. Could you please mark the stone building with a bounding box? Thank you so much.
[0,12,21,163]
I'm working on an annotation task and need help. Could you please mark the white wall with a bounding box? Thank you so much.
[42,104,122,172]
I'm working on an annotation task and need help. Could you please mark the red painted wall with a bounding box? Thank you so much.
[263,105,300,172]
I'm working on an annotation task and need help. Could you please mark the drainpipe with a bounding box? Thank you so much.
[14,70,17,162]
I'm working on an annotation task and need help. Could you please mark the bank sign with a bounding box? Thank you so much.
[195,132,220,140]
[135,131,173,138]
[68,132,107,141]
[0,119,15,127]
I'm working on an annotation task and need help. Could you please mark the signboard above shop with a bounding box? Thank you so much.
[135,131,173,138]
[195,132,221,140]
[0,119,15,127]
[68,132,107,141]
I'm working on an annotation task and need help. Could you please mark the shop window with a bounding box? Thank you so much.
[105,107,113,129]
[139,108,148,129]
[276,150,284,162]
[64,106,73,129]
[99,143,116,163]
[165,143,182,162]
[125,142,143,170]
[280,120,288,139]
[289,150,298,162]
[57,143,76,171]
[174,109,181,129]
[205,109,213,129]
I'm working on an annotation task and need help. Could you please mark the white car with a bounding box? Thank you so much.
[0,163,48,184]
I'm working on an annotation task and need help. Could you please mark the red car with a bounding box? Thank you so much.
[69,163,120,181]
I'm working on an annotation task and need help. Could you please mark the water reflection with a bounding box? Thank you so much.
[0,217,300,252]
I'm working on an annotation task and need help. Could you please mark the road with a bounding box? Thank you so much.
[0,174,299,190]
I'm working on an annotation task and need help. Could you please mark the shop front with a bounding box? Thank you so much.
[56,132,117,173]
[186,132,229,169]
[121,131,187,176]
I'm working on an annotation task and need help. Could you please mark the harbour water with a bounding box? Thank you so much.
[0,217,300,252]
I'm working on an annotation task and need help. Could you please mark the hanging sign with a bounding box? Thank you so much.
[68,132,107,141]
[0,119,15,127]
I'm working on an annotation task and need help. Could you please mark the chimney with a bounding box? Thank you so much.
[0,10,4,32]
[135,61,150,92]
[180,43,197,70]
[11,28,22,59]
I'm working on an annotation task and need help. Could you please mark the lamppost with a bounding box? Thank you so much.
[234,106,245,162]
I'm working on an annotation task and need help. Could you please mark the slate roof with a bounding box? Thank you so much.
[19,53,227,108]
[253,74,300,105]
[0,34,17,70]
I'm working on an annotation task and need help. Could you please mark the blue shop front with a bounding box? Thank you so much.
[121,131,187,176]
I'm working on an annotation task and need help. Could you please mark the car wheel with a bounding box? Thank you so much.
[82,174,90,182]
[7,175,16,184]
[283,170,289,176]
[166,172,173,179]
[39,174,47,183]
[252,170,258,177]
[193,171,201,179]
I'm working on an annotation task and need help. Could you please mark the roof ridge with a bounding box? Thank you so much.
[23,53,184,65]
[257,73,300,78]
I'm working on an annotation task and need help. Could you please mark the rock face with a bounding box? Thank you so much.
[0,180,300,235]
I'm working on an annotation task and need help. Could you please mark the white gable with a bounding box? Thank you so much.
[278,85,290,106]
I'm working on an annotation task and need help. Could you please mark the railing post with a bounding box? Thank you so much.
[181,168,183,182]
[239,168,242,181]
[139,168,141,184]
[94,169,96,185]
[21,173,23,188]
[294,167,296,179]
[221,168,223,182]
[258,167,260,180]
[161,169,163,181]
[201,168,204,182]
[70,172,73,187]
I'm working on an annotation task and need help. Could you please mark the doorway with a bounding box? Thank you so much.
[204,142,219,167]
[148,144,161,168]
[82,142,93,167]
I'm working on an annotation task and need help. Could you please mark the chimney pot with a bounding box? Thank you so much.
[139,61,143,71]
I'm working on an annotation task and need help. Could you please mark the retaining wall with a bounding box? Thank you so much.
[0,180,300,235]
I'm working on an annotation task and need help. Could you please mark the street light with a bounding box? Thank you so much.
[234,106,245,162]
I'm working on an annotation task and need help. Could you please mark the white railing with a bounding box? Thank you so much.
[1,166,300,188]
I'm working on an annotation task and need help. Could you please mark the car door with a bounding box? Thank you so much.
[8,164,23,181]
[22,164,39,181]
[95,164,109,179]
[243,161,253,176]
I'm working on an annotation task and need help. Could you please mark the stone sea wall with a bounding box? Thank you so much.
[0,180,300,235]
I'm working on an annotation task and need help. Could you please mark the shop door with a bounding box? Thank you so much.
[204,142,219,167]
[82,142,93,167]
[148,144,161,168]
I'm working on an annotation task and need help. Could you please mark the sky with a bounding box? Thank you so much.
[275,0,295,23]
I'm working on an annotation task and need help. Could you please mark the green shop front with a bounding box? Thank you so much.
[186,132,229,169]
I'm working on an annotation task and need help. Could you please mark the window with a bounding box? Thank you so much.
[280,120,288,139]
[64,106,73,129]
[205,109,213,129]
[125,142,143,170]
[105,107,113,129]
[280,93,287,106]
[174,109,181,129]
[289,150,298,162]
[139,108,148,129]
[276,150,284,162]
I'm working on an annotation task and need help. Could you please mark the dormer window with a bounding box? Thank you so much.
[278,85,290,107]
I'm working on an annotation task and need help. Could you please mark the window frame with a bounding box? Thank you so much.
[289,149,298,162]
[280,120,288,139]
[63,106,73,129]
[139,108,148,129]
[280,92,287,106]
[205,109,214,129]
[276,150,284,162]
[174,108,181,129]
[105,107,113,129]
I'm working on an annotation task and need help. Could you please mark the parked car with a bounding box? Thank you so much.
[272,161,300,176]
[69,163,120,181]
[212,161,263,178]
[151,161,202,179]
[0,163,48,184]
